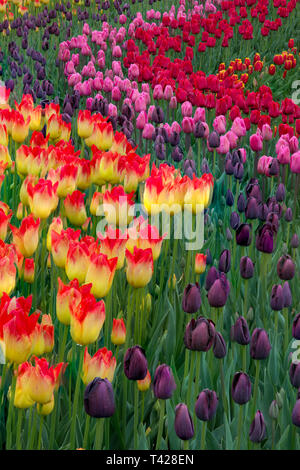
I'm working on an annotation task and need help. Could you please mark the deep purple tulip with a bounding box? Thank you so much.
[231,372,252,405]
[291,234,299,249]
[292,400,300,427]
[258,203,269,221]
[208,131,220,148]
[226,189,234,207]
[124,346,147,380]
[84,378,115,418]
[231,316,250,345]
[277,255,295,280]
[284,208,293,222]
[200,158,210,174]
[205,266,219,291]
[218,249,231,273]
[208,277,230,308]
[225,158,234,175]
[270,284,284,311]
[195,389,218,421]
[256,223,274,253]
[237,193,246,212]
[236,223,252,246]
[250,328,271,359]
[182,283,201,314]
[174,404,194,440]
[283,281,292,308]
[153,364,176,399]
[275,183,285,202]
[234,162,244,180]
[213,332,227,359]
[184,317,215,351]
[171,146,183,162]
[246,179,262,201]
[249,410,266,443]
[230,211,240,230]
[289,363,300,388]
[194,121,206,139]
[293,313,300,340]
[240,256,254,279]
[245,197,259,219]
[266,212,279,233]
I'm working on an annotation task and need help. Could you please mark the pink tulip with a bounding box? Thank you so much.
[289,136,299,154]
[68,73,82,87]
[86,97,94,111]
[93,77,103,91]
[169,96,177,110]
[163,85,173,101]
[277,145,290,165]
[181,101,193,118]
[290,151,300,173]
[112,46,122,58]
[108,103,118,118]
[112,86,122,102]
[97,57,105,69]
[103,77,113,93]
[171,121,181,134]
[119,14,127,24]
[147,105,155,121]
[213,115,226,135]
[82,23,90,35]
[231,117,246,137]
[226,130,238,149]
[239,148,247,163]
[261,124,273,141]
[142,123,155,140]
[153,85,164,101]
[112,61,123,76]
[182,117,194,134]
[135,95,147,113]
[136,111,147,130]
[217,135,230,154]
[250,133,263,152]
[194,107,206,123]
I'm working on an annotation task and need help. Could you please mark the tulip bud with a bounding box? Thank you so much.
[269,400,279,420]
[256,223,274,253]
[195,254,206,275]
[240,256,254,279]
[250,328,271,360]
[218,249,231,273]
[226,189,234,206]
[245,197,259,219]
[231,316,250,345]
[237,194,246,212]
[230,212,240,230]
[124,345,147,380]
[284,208,293,222]
[208,131,220,148]
[226,228,233,242]
[195,389,218,421]
[277,254,295,280]
[213,332,227,359]
[153,364,176,399]
[292,400,300,427]
[111,318,126,345]
[292,313,300,340]
[236,224,252,246]
[283,281,292,308]
[205,266,219,291]
[270,284,284,311]
[290,363,300,388]
[174,403,194,440]
[84,378,115,418]
[291,234,299,249]
[275,183,285,202]
[184,317,215,351]
[234,163,244,180]
[182,283,201,313]
[249,410,266,443]
[207,277,230,308]
[231,372,252,405]
[24,258,35,283]
[258,203,269,221]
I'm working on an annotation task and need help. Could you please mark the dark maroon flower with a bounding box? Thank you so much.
[195,389,218,421]
[231,316,250,345]
[124,346,147,380]
[249,410,266,443]
[84,378,115,418]
[182,283,201,313]
[231,372,252,405]
[250,328,271,359]
[174,403,194,440]
[184,317,215,351]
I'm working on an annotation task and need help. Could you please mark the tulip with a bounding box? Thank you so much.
[174,403,194,440]
[230,212,240,230]
[182,283,201,314]
[277,255,295,280]
[124,345,148,380]
[23,357,63,405]
[153,364,176,399]
[195,254,206,275]
[65,242,89,285]
[205,266,219,291]
[110,317,126,345]
[70,292,105,346]
[293,314,300,340]
[291,234,299,249]
[256,223,274,253]
[208,276,230,308]
[137,370,151,392]
[184,317,215,351]
[64,191,88,226]
[292,400,300,427]
[226,189,234,206]
[85,253,118,298]
[10,215,40,258]
[231,372,252,405]
[231,316,250,345]
[270,284,284,311]
[125,247,153,289]
[213,332,227,359]
[237,194,246,212]
[276,183,285,202]
[195,389,218,421]
[3,309,39,364]
[249,411,266,443]
[218,249,231,273]
[236,224,252,246]
[240,256,254,279]
[82,347,116,385]
[84,378,115,418]
[289,363,300,388]
[250,328,271,360]
[27,179,58,219]
[208,131,220,148]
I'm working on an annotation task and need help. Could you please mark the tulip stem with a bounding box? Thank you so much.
[94,418,104,450]
[70,346,84,450]
[156,399,165,450]
[242,346,247,372]
[83,414,91,450]
[252,360,261,419]
[49,391,58,449]
[6,371,16,450]
[28,405,38,450]
[220,361,229,418]
[16,409,23,450]
[186,351,195,412]
[236,405,244,450]
[283,308,289,352]
[37,415,44,450]
[134,385,139,449]
[200,421,207,450]
[243,281,248,317]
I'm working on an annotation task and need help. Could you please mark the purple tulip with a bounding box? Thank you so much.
[184,317,215,351]
[249,410,266,443]
[124,346,147,380]
[153,364,176,400]
[174,404,194,440]
[250,328,271,360]
[84,378,115,418]
[231,372,252,405]
[195,389,218,421]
